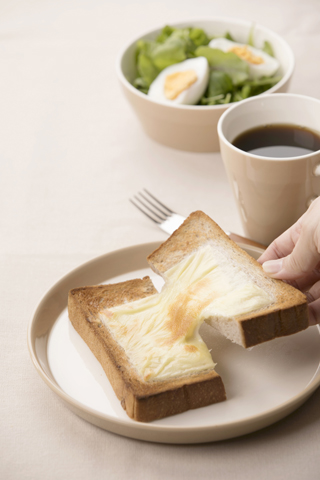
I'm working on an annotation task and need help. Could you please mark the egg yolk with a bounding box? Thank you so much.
[164,70,198,100]
[229,45,264,65]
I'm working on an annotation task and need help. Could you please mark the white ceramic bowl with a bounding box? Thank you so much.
[116,18,295,152]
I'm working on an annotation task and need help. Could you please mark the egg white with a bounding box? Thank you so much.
[148,57,209,105]
[208,38,279,79]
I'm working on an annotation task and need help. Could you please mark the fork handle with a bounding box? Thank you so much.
[228,233,267,251]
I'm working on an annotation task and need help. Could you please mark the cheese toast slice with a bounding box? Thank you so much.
[68,277,226,422]
[148,211,309,348]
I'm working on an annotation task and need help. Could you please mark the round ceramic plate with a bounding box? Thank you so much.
[28,242,320,444]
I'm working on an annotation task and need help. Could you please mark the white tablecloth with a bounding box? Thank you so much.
[2,1,320,478]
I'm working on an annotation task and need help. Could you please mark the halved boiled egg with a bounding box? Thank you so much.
[209,38,279,79]
[148,57,209,105]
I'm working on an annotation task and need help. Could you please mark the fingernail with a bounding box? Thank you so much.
[262,259,283,274]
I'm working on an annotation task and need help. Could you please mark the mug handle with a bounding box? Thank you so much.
[309,156,320,207]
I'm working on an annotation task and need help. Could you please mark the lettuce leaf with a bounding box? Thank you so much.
[263,40,274,57]
[189,27,210,46]
[195,46,249,84]
[207,71,233,97]
[156,25,176,43]
[151,36,187,70]
[135,41,160,86]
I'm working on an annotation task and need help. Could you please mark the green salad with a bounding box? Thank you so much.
[133,25,281,106]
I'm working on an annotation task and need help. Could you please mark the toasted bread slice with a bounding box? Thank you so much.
[68,276,226,422]
[147,211,309,348]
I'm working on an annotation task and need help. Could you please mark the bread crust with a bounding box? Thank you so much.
[68,276,226,422]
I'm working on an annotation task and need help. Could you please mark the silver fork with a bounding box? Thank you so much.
[130,190,266,249]
[130,189,186,235]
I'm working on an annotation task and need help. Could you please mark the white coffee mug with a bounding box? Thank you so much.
[217,93,320,245]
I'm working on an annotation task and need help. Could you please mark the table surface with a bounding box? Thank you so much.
[2,1,320,478]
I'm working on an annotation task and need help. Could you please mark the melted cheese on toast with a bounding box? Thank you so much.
[99,245,272,382]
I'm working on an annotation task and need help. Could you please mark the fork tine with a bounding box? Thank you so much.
[143,189,175,214]
[129,199,161,224]
[133,195,168,221]
[138,192,170,218]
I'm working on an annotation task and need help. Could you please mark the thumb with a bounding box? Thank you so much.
[262,229,320,281]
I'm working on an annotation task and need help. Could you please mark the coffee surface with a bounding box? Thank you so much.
[232,124,320,157]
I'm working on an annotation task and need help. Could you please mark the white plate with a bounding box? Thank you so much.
[28,242,320,444]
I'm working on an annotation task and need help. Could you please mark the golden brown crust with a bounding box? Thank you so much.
[69,277,158,316]
[147,211,228,274]
[239,303,308,347]
[68,276,226,422]
[147,211,309,347]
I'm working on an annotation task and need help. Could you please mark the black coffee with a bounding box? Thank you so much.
[232,124,320,158]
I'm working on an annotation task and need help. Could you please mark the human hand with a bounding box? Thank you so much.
[258,197,320,325]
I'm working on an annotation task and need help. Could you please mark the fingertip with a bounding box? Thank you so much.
[308,304,319,326]
[262,259,283,276]
[257,253,265,264]
[257,245,275,265]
